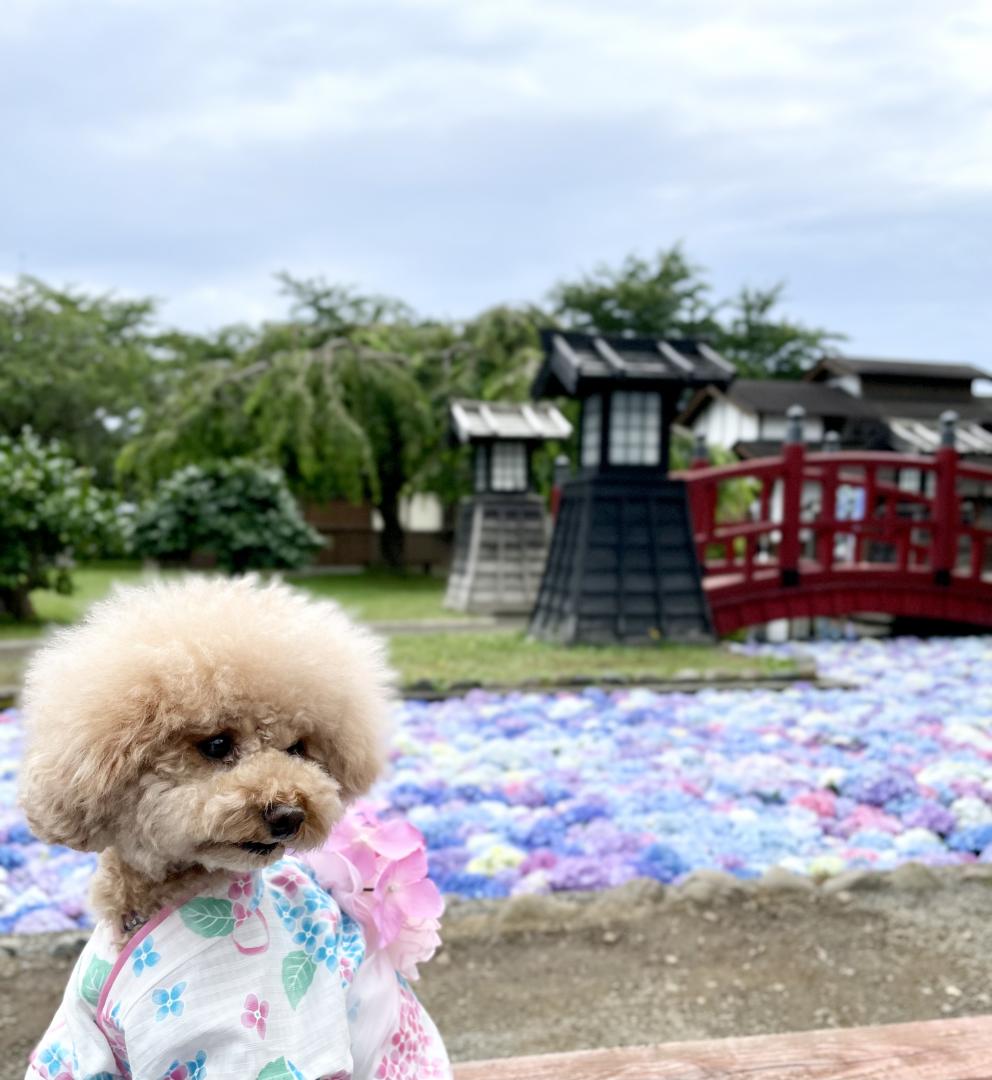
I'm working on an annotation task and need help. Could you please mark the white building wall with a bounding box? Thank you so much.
[759,414,825,442]
[693,398,758,450]
[371,493,445,532]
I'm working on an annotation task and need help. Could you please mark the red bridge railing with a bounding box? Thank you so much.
[672,408,992,633]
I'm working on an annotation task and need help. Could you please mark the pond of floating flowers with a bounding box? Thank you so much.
[5,636,992,933]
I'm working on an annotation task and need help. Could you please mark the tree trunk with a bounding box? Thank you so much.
[378,492,406,570]
[0,586,36,622]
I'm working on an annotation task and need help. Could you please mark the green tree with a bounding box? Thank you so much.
[549,249,842,378]
[409,305,555,503]
[0,429,120,620]
[120,278,435,568]
[0,276,158,483]
[550,247,717,339]
[131,459,324,573]
[716,284,844,378]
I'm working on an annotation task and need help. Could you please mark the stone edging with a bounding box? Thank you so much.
[399,664,825,700]
[1,664,834,709]
[6,862,991,960]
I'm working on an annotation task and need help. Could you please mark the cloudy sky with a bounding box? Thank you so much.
[3,0,992,361]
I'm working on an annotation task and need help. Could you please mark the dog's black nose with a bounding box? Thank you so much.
[263,804,305,840]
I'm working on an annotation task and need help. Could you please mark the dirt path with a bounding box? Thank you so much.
[4,865,992,1076]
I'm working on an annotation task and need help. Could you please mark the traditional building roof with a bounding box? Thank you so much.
[532,330,735,399]
[888,417,992,454]
[807,356,992,383]
[679,379,872,426]
[450,399,572,445]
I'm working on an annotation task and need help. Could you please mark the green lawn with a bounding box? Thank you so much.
[286,570,459,622]
[388,631,796,690]
[0,563,455,640]
[0,564,798,697]
[25,562,173,627]
[0,655,24,688]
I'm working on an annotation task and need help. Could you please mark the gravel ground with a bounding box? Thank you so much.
[5,865,992,1076]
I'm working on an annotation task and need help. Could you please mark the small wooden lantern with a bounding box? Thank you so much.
[444,399,572,615]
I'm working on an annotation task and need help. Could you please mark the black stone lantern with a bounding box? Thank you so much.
[444,399,572,614]
[529,330,735,643]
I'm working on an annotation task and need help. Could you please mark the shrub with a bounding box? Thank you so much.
[131,459,324,573]
[0,429,121,620]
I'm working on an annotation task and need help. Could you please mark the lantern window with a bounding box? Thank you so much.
[609,391,661,466]
[491,442,528,491]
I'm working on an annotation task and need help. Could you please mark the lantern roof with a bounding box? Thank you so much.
[450,398,573,445]
[532,329,735,399]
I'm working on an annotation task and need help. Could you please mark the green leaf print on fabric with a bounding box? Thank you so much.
[79,955,113,1007]
[180,897,236,938]
[281,949,316,1010]
[256,1056,300,1080]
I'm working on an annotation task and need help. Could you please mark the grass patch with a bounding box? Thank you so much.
[0,654,25,689]
[0,564,457,641]
[0,565,796,695]
[0,562,178,640]
[286,570,456,622]
[388,631,797,690]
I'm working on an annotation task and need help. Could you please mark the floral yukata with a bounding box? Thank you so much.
[28,808,451,1080]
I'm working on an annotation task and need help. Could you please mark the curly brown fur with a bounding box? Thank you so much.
[18,575,394,935]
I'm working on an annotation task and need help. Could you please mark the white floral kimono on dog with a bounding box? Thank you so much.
[27,812,451,1080]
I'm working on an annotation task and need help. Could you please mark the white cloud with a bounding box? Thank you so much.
[3,0,992,358]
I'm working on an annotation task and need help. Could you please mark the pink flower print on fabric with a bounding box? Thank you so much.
[270,865,308,897]
[228,875,253,901]
[373,986,448,1079]
[229,874,260,922]
[98,1001,131,1078]
[241,993,269,1040]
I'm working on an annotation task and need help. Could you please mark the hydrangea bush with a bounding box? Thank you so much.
[130,459,323,573]
[0,429,121,620]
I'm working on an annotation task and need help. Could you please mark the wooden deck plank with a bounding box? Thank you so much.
[453,1015,992,1079]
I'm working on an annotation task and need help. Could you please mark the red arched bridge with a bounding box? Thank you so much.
[671,410,992,636]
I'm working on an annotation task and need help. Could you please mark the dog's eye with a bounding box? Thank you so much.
[286,740,306,757]
[198,733,235,761]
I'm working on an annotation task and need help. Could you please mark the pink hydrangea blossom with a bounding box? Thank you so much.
[373,851,444,946]
[793,790,837,819]
[304,806,444,978]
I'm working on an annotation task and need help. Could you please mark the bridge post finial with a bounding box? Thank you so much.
[823,431,841,453]
[940,410,959,449]
[691,431,710,467]
[553,454,571,485]
[785,405,806,446]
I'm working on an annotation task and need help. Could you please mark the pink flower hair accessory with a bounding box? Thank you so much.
[304,804,444,979]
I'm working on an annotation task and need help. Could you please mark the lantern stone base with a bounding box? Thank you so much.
[529,474,714,644]
[444,493,551,615]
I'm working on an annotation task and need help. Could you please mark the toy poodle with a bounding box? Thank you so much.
[20,575,451,1080]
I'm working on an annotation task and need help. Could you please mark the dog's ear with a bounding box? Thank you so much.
[19,757,97,850]
[17,630,151,853]
[18,742,120,851]
[321,716,388,803]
